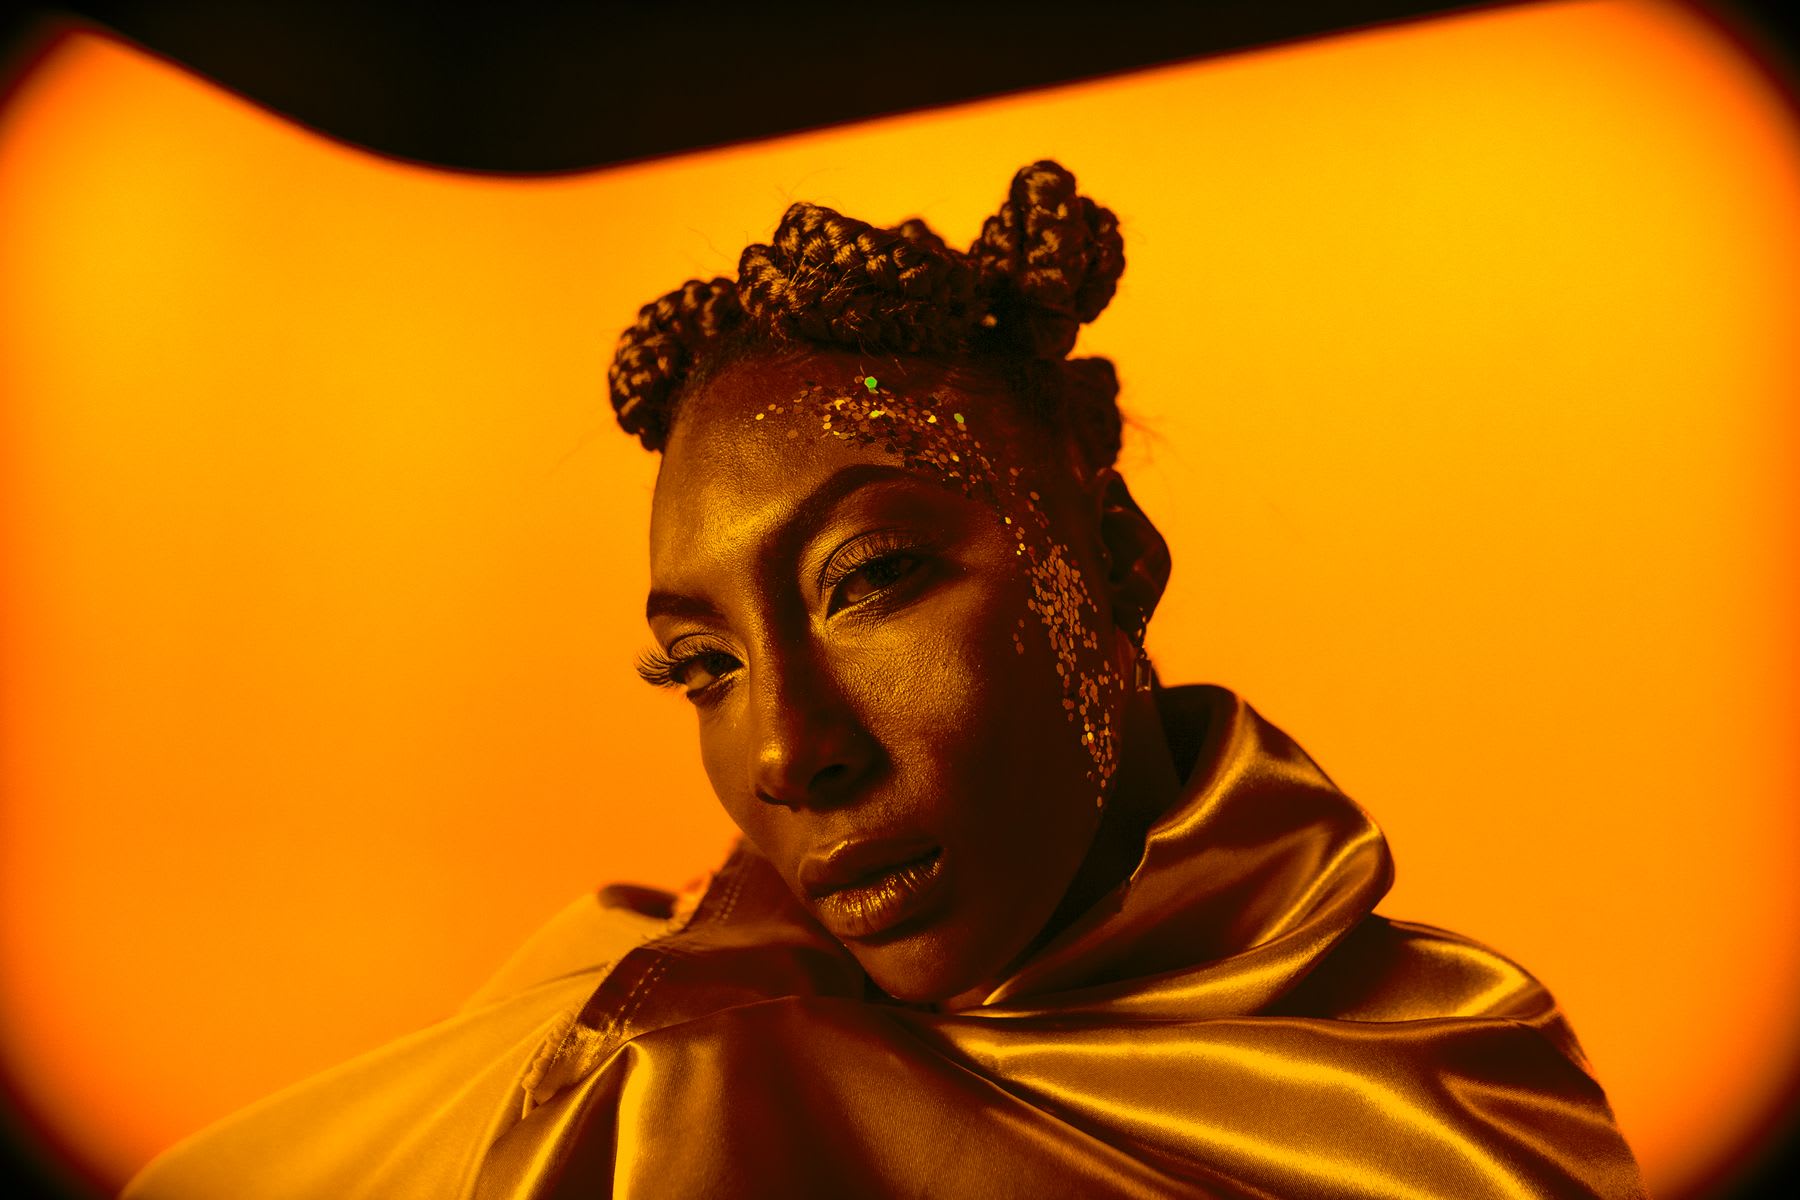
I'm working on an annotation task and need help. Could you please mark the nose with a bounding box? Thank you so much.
[747,644,874,810]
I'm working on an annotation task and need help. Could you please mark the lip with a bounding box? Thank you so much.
[798,835,949,941]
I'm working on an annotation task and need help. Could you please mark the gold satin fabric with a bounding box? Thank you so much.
[125,685,1645,1199]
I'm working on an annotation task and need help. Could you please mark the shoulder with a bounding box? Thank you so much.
[457,886,679,1013]
[1279,913,1553,1020]
[1274,913,1591,1067]
[123,887,680,1200]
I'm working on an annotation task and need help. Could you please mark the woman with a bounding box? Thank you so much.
[126,161,1645,1198]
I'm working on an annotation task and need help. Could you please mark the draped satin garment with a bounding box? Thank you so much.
[125,685,1645,1198]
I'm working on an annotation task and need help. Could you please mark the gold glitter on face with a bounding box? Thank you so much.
[752,372,1125,808]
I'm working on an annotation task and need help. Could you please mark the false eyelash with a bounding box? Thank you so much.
[635,647,682,689]
[821,529,929,594]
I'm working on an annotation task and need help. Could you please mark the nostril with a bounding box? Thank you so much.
[755,787,796,810]
[751,712,873,810]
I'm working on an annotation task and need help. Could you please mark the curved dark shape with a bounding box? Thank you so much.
[1,0,1518,174]
[3,2,1793,175]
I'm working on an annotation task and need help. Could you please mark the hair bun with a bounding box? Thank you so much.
[737,203,979,353]
[608,160,1127,459]
[970,160,1125,359]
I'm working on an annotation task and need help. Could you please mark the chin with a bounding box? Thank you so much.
[861,960,969,1006]
[848,923,1001,1006]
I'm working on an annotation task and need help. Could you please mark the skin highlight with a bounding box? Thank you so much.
[644,346,1179,1006]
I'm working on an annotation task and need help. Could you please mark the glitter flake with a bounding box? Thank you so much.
[750,372,1125,806]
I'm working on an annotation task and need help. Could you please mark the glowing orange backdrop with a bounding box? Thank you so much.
[2,1,1797,1195]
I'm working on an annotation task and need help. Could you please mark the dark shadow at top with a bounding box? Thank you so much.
[1,0,1530,175]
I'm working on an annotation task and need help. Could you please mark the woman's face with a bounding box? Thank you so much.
[645,348,1133,1004]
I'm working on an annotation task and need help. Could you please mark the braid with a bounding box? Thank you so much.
[969,160,1126,360]
[1059,358,1124,474]
[608,277,745,451]
[738,203,980,352]
[608,160,1126,463]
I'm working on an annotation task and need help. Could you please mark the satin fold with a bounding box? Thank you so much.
[124,685,1644,1199]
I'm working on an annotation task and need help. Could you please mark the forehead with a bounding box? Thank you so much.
[648,350,1037,562]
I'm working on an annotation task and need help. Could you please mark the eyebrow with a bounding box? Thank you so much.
[644,462,934,625]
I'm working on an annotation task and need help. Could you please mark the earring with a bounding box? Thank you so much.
[1128,615,1153,694]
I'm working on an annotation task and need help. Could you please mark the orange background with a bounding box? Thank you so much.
[2,1,1797,1195]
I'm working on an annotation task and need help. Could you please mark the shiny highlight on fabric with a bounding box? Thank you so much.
[121,687,1646,1200]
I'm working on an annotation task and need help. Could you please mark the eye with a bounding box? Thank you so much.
[821,529,932,615]
[636,643,742,701]
[833,552,921,610]
[671,649,740,692]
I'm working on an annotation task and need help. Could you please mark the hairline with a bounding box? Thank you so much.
[668,335,1099,487]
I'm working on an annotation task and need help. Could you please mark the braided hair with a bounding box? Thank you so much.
[608,161,1126,471]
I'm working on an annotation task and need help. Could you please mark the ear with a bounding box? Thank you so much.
[1088,468,1171,636]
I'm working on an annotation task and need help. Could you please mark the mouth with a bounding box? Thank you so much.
[800,837,949,941]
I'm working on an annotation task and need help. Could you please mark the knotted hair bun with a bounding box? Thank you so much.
[608,160,1126,457]
[969,161,1125,360]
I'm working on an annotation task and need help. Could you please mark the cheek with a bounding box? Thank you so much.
[693,711,766,844]
[977,492,1128,813]
[864,568,1094,816]
[877,568,1110,969]
[1027,539,1126,807]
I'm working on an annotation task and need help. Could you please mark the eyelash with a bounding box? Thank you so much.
[634,647,683,689]
[636,534,931,699]
[635,642,739,696]
[820,530,928,609]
